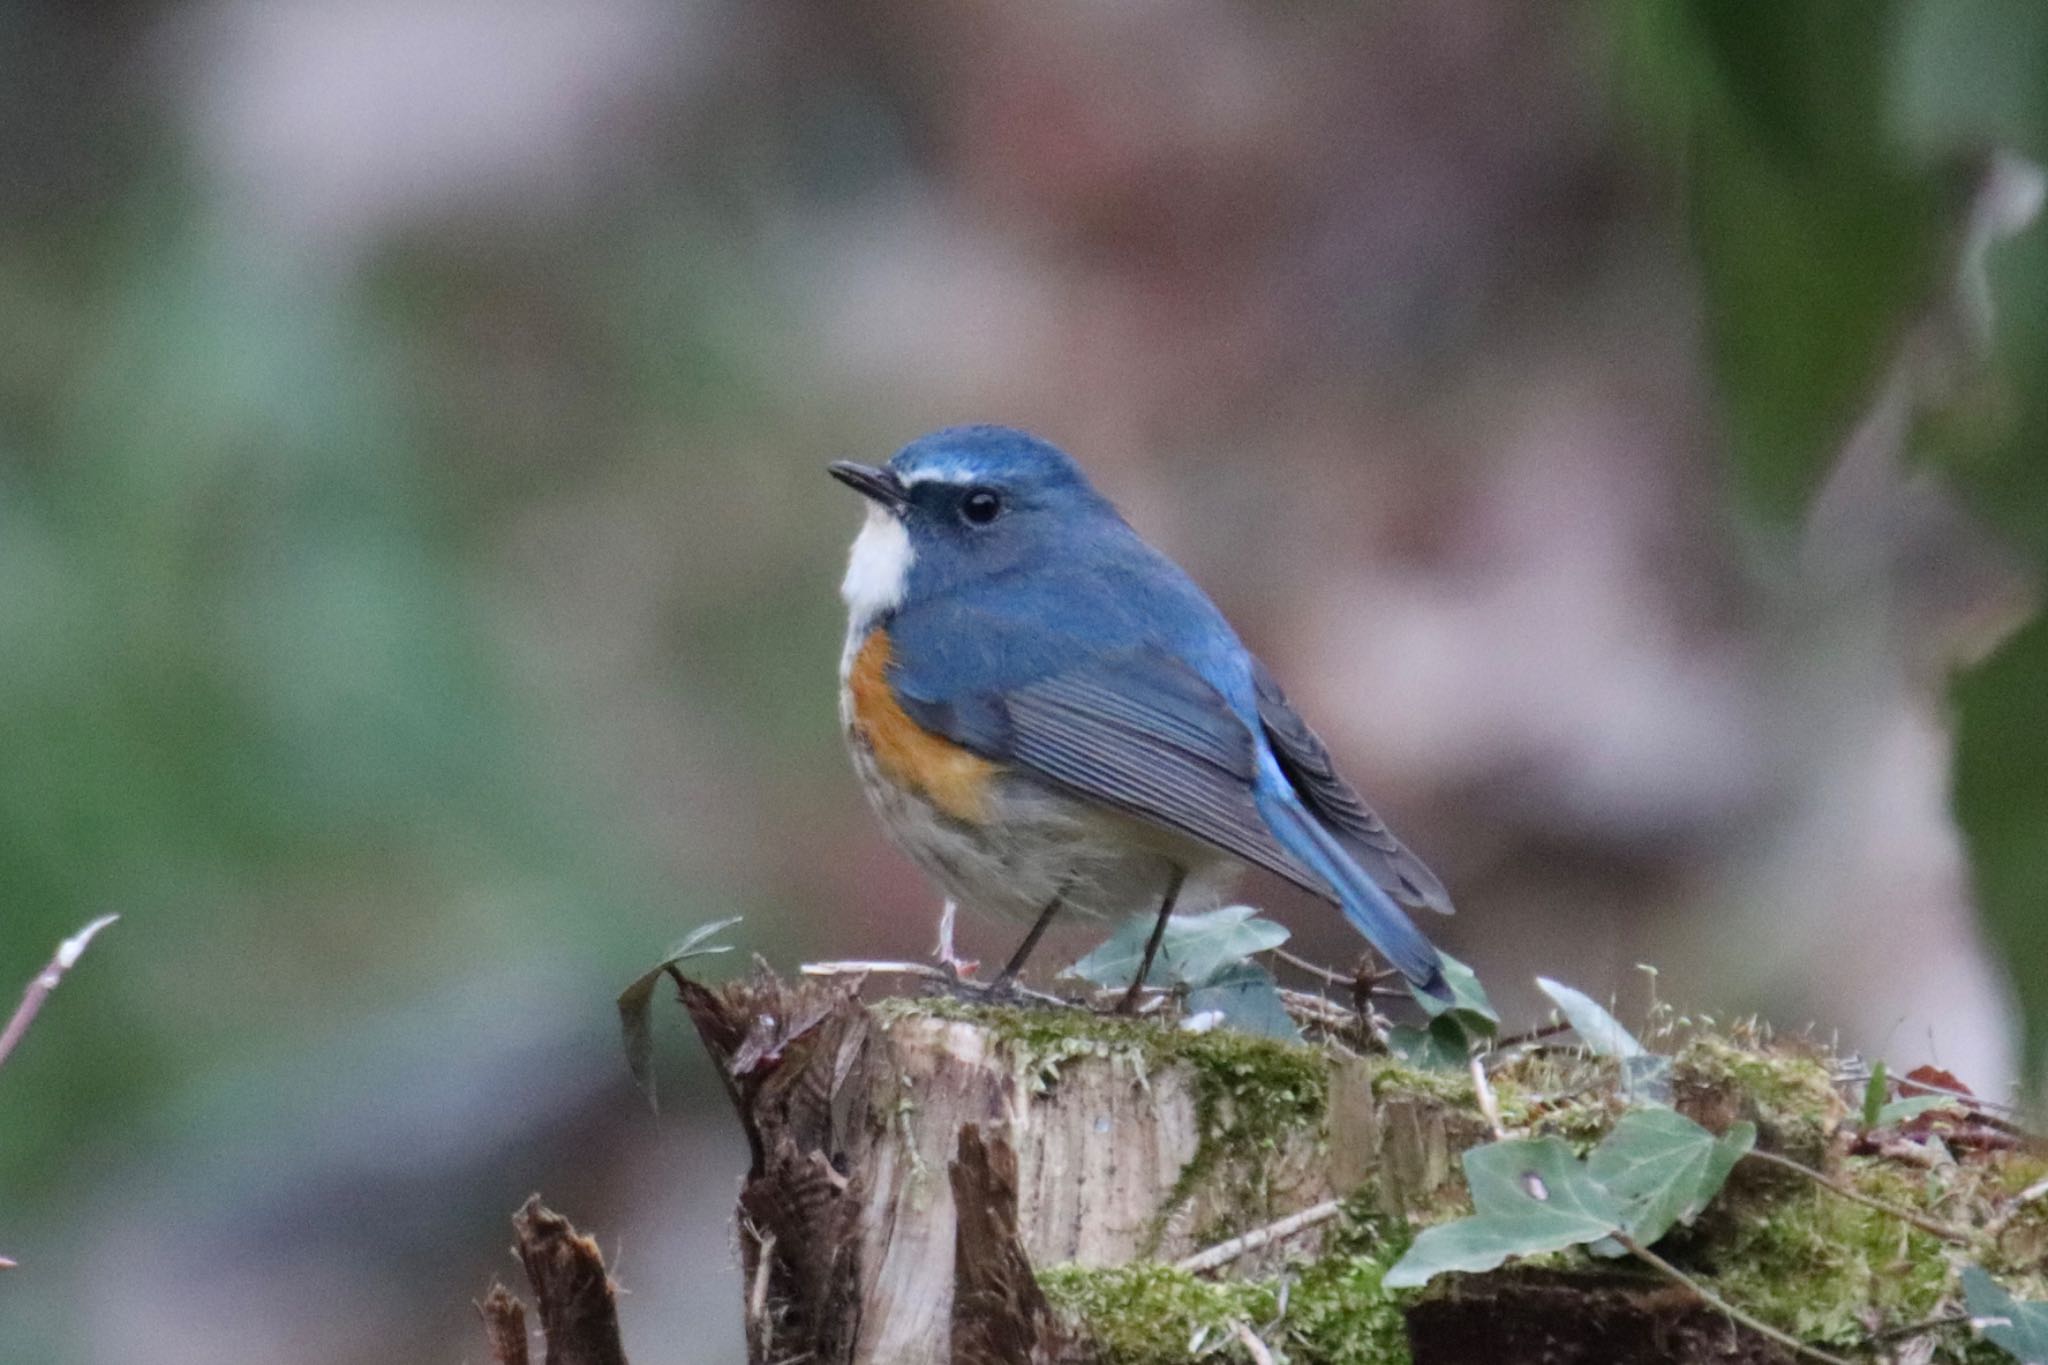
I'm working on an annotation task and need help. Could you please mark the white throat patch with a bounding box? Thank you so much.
[840,504,913,630]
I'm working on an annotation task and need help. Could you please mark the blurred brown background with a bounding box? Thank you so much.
[3,3,2044,1362]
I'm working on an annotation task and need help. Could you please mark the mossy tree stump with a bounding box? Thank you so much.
[679,971,1366,1365]
[673,969,2043,1365]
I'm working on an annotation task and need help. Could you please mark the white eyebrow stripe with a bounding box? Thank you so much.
[898,463,981,487]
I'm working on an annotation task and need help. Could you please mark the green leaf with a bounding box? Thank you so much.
[1587,1109,1756,1247]
[1184,961,1299,1041]
[1064,905,1288,990]
[1383,1138,1624,1288]
[1613,0,1951,527]
[1876,1095,1963,1126]
[1956,616,2048,1093]
[617,916,742,1108]
[1963,1265,2048,1364]
[1386,1015,1477,1072]
[1620,1053,1675,1105]
[1862,1060,1889,1128]
[1413,952,1499,1035]
[1535,977,1645,1059]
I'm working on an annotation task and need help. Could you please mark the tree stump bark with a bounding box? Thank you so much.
[675,970,1416,1365]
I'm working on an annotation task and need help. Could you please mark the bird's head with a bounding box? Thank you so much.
[830,425,1119,623]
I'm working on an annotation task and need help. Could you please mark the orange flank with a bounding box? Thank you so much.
[847,629,996,824]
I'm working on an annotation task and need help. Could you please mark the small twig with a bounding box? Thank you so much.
[1857,1312,1974,1349]
[749,1230,777,1344]
[1276,989,1360,1029]
[1273,948,1355,987]
[1232,1322,1278,1365]
[1470,1056,1507,1140]
[802,958,951,980]
[1174,1199,1345,1275]
[1887,1075,2022,1117]
[0,914,119,1071]
[799,960,1069,1007]
[1490,1019,1575,1051]
[1742,1149,1981,1246]
[1619,1234,1852,1365]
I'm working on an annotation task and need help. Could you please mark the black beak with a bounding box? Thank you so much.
[828,460,907,508]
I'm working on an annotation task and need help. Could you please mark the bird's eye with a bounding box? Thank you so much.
[960,488,1003,525]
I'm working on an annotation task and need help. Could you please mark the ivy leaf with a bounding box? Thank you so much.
[1535,977,1645,1059]
[1383,1138,1623,1288]
[1876,1095,1962,1126]
[1064,906,1288,990]
[1587,1109,1756,1247]
[1963,1265,2048,1364]
[1620,1054,1675,1105]
[1184,961,1299,1041]
[617,916,742,1108]
[1387,1015,1477,1072]
[1412,952,1499,1037]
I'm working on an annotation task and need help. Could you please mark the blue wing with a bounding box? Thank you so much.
[894,641,1336,900]
[885,523,1447,994]
[1252,762,1447,994]
[1250,659,1454,916]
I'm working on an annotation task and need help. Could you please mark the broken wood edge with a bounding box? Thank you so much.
[477,1282,532,1365]
[508,1194,630,1365]
[682,969,874,1363]
[950,1123,1066,1365]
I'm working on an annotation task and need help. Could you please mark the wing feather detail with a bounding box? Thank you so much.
[1250,659,1453,914]
[898,651,1331,897]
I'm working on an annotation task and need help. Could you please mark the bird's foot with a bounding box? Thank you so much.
[920,970,1070,1010]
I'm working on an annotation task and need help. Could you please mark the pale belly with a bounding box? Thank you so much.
[841,683,1237,925]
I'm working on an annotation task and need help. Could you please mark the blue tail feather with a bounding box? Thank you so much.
[1255,774,1448,1000]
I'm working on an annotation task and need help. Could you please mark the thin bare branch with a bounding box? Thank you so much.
[0,915,119,1071]
[1232,1323,1277,1365]
[1174,1199,1344,1276]
[799,959,1071,1007]
[1743,1149,1981,1247]
[1272,948,1355,987]
[1470,1056,1507,1140]
[1619,1234,1851,1365]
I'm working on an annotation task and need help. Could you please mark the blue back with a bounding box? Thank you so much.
[882,426,1259,719]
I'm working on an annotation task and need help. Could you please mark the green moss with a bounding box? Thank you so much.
[1044,1257,1413,1364]
[1672,1035,1843,1167]
[1167,1030,1329,1234]
[1699,1182,1949,1348]
[1367,1058,1475,1106]
[1277,1212,1415,1365]
[1041,1263,1278,1364]
[884,998,1330,1242]
[1042,1202,1416,1365]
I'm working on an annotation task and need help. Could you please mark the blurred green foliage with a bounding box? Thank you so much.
[0,186,688,1286]
[1613,1,2048,1084]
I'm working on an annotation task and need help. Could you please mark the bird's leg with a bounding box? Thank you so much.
[990,893,1066,992]
[1116,866,1187,1014]
[932,900,979,980]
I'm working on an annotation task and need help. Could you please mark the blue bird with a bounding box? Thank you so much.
[830,425,1453,1003]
